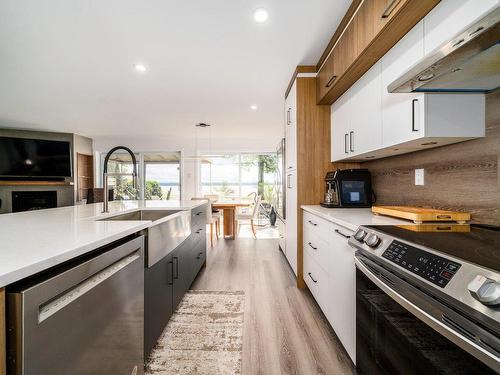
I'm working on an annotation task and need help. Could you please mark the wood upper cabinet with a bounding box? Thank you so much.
[317,54,335,101]
[373,0,408,34]
[333,22,358,80]
[317,0,440,105]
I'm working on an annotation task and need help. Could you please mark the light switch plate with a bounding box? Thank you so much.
[415,169,425,185]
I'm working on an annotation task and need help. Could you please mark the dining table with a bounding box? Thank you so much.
[212,200,250,239]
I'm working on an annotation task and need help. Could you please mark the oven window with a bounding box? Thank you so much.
[341,181,367,204]
[356,268,495,375]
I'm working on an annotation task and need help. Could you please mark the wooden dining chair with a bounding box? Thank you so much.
[235,195,261,238]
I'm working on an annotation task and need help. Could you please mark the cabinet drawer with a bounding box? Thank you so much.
[303,231,335,277]
[303,211,330,243]
[303,251,329,313]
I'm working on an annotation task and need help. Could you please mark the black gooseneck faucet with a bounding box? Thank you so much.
[102,146,138,213]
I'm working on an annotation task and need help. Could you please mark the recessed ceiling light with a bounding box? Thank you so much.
[134,64,147,73]
[253,8,268,23]
[250,105,258,110]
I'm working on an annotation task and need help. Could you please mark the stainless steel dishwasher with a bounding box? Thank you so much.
[7,235,145,375]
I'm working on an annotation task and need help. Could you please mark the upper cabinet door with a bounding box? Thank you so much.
[317,53,336,102]
[373,0,410,31]
[349,62,382,157]
[331,91,351,162]
[381,21,425,147]
[285,82,297,171]
[333,22,358,80]
[424,0,500,55]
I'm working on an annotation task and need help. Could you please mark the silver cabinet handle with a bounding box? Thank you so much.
[344,133,349,154]
[349,131,354,152]
[308,242,318,250]
[381,0,402,18]
[307,220,317,227]
[334,229,351,239]
[287,174,292,189]
[326,75,338,88]
[287,108,292,125]
[412,99,419,132]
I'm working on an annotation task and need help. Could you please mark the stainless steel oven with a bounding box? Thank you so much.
[7,235,145,375]
[350,224,500,374]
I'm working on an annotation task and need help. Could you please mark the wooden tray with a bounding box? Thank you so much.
[396,224,471,233]
[372,206,470,224]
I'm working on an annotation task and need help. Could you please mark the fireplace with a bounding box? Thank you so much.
[12,191,57,213]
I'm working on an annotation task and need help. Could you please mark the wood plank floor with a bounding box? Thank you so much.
[191,237,355,375]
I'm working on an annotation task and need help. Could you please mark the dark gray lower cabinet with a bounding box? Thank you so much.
[172,239,194,311]
[144,205,208,360]
[144,253,174,358]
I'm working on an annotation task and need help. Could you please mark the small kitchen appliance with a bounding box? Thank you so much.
[320,169,374,208]
[349,223,500,373]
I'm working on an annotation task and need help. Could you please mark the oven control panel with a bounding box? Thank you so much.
[382,240,461,288]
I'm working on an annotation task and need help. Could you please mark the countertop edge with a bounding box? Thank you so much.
[0,221,151,288]
[301,205,358,231]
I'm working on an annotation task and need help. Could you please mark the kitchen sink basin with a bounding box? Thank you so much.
[99,209,191,268]
[101,209,180,222]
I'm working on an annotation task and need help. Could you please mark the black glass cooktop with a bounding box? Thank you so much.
[365,224,500,272]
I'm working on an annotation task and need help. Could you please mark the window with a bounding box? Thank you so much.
[144,153,181,200]
[200,153,277,203]
[101,151,181,200]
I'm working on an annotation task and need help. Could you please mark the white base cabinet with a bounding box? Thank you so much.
[303,211,356,363]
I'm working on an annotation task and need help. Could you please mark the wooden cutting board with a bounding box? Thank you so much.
[396,224,471,232]
[372,206,471,224]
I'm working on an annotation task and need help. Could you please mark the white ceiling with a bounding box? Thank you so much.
[0,0,350,144]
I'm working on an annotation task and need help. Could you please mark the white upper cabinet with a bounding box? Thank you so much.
[349,62,382,157]
[332,63,382,162]
[331,91,351,161]
[285,82,297,171]
[381,21,425,147]
[423,0,500,55]
[330,0,489,162]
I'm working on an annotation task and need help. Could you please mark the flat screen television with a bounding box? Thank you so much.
[0,136,72,179]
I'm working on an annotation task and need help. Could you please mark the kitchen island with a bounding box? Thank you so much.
[0,199,207,375]
[0,200,206,287]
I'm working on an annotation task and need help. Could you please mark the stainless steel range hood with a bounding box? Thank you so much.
[388,7,500,93]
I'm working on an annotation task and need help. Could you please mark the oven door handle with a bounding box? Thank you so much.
[354,256,500,370]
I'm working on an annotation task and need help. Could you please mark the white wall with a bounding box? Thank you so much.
[93,135,279,200]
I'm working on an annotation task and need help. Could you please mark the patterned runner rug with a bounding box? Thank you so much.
[146,290,245,375]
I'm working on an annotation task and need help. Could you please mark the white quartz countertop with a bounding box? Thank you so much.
[301,205,409,231]
[0,200,205,287]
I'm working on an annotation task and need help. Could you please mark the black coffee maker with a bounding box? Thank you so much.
[320,169,375,208]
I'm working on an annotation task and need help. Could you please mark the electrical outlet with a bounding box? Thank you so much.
[415,169,425,186]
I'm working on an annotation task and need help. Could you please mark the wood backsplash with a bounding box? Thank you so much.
[363,91,500,225]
